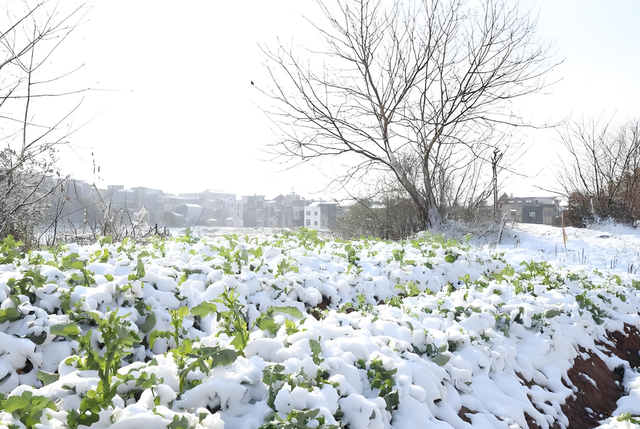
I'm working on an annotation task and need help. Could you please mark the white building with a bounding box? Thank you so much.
[304,201,340,230]
[304,203,322,229]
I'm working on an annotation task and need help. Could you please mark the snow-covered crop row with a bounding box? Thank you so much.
[0,229,639,429]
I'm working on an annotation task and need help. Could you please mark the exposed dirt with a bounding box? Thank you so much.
[458,406,473,424]
[561,347,624,428]
[601,324,640,368]
[515,373,562,429]
[524,412,562,429]
[459,323,640,428]
[309,294,332,319]
[524,322,640,428]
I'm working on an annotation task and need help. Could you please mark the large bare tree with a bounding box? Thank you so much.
[0,0,87,246]
[261,0,556,229]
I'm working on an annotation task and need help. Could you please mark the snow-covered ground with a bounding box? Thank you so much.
[0,224,639,428]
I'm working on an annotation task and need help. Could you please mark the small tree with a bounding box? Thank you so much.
[336,176,422,240]
[0,0,87,246]
[261,0,556,229]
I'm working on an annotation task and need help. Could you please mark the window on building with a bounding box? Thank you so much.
[529,212,536,218]
[314,211,318,216]
[510,210,516,217]
[306,210,311,215]
[306,219,311,226]
[314,221,318,226]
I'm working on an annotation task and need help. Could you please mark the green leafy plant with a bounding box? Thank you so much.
[0,235,24,265]
[64,309,141,426]
[617,412,640,424]
[276,258,299,277]
[212,287,251,352]
[7,267,47,304]
[358,358,400,412]
[150,306,190,367]
[177,346,239,393]
[263,363,287,409]
[423,340,450,366]
[209,287,302,353]
[1,391,57,429]
[259,408,339,429]
[0,295,23,323]
[575,291,606,325]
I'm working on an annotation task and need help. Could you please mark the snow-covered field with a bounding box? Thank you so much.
[0,224,639,429]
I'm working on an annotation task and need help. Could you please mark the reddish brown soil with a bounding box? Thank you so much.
[601,324,640,368]
[461,323,640,428]
[561,347,624,428]
[515,374,562,429]
[529,322,640,428]
[458,406,473,424]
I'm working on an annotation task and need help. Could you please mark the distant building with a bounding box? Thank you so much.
[241,195,266,227]
[304,201,339,229]
[175,203,212,227]
[50,181,342,232]
[499,195,561,226]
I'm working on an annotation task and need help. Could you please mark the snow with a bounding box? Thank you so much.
[0,224,639,428]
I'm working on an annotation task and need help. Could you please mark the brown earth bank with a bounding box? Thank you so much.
[312,294,640,429]
[459,323,640,429]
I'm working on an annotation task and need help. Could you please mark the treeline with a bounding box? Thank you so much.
[559,120,640,228]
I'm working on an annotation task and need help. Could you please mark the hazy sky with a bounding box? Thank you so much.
[50,0,640,198]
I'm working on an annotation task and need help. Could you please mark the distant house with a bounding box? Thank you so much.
[304,201,339,229]
[499,195,561,226]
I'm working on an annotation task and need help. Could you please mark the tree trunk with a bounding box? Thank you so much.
[389,156,443,230]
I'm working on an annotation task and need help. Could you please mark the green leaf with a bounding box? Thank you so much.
[202,347,238,367]
[230,333,248,352]
[432,353,450,366]
[50,322,80,337]
[544,309,562,318]
[37,370,60,386]
[71,261,84,270]
[0,307,22,323]
[25,331,48,345]
[104,274,114,281]
[3,391,31,412]
[99,236,113,246]
[385,390,400,411]
[257,315,278,334]
[191,301,217,318]
[284,319,298,335]
[137,312,157,334]
[177,306,190,318]
[271,306,303,319]
[262,364,286,385]
[168,414,190,429]
[309,339,322,357]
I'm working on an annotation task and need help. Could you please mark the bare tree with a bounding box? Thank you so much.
[260,0,556,229]
[556,119,640,226]
[0,0,87,246]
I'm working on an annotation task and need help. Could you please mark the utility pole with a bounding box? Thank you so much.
[492,148,504,222]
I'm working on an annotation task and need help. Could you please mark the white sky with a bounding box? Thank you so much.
[51,0,640,199]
